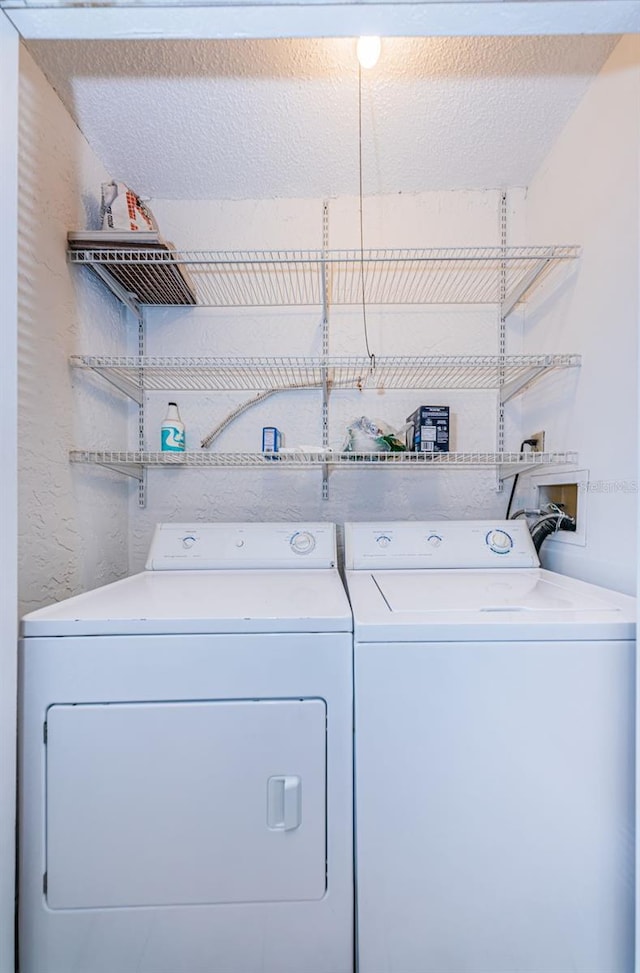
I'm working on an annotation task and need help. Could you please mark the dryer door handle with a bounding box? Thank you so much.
[267,775,301,831]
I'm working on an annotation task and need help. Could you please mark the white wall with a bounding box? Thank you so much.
[18,44,132,614]
[0,14,19,973]
[128,189,527,570]
[514,34,640,595]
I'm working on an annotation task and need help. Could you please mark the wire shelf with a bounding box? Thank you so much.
[67,245,579,314]
[71,354,581,405]
[70,450,579,481]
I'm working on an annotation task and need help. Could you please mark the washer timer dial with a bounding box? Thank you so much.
[486,529,514,554]
[290,531,316,555]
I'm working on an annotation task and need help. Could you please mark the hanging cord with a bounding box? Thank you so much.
[358,64,375,368]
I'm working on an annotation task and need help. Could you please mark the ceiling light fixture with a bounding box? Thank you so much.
[356,36,381,69]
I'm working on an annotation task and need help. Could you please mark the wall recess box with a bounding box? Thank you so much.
[529,468,588,547]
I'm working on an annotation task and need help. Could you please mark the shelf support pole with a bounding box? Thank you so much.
[321,201,330,501]
[496,190,507,492]
[136,308,146,507]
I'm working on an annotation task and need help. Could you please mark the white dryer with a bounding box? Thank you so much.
[344,520,635,973]
[20,522,353,973]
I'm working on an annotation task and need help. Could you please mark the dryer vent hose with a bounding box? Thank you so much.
[530,512,576,554]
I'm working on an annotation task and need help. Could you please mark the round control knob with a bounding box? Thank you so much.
[376,535,391,549]
[427,534,442,548]
[486,529,513,554]
[182,535,196,549]
[290,531,316,555]
[235,539,245,548]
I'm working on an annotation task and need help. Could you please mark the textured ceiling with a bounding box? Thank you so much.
[25,35,618,200]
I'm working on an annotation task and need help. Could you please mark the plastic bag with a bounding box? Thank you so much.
[100,181,158,233]
[343,416,407,453]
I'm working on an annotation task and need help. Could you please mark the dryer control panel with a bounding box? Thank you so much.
[344,520,539,570]
[146,522,336,570]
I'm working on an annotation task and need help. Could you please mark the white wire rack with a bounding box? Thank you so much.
[67,246,579,316]
[69,450,579,481]
[71,354,581,404]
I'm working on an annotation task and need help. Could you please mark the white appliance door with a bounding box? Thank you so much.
[46,698,326,909]
[355,639,634,973]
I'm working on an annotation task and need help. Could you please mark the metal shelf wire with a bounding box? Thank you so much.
[67,245,579,315]
[69,450,579,482]
[71,354,581,405]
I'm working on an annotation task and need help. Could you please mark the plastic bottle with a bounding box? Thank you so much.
[161,401,185,452]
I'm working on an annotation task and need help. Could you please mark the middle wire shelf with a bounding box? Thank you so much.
[71,354,581,405]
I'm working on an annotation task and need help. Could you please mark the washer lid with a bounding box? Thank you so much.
[20,569,352,637]
[346,568,635,642]
[374,570,616,614]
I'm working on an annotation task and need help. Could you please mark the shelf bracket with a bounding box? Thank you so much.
[99,460,145,481]
[70,451,145,481]
[94,367,143,405]
[90,262,142,319]
[500,365,544,404]
[501,251,554,319]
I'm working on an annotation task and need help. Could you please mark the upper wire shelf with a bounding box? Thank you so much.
[71,354,581,405]
[67,244,580,316]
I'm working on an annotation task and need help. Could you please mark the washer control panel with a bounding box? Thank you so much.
[345,520,538,570]
[146,523,336,570]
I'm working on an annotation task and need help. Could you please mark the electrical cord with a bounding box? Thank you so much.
[505,438,539,518]
[358,63,375,366]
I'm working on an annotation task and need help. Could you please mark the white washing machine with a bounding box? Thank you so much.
[20,522,353,973]
[344,520,636,973]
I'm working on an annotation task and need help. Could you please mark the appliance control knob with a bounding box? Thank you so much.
[427,534,442,548]
[290,531,316,555]
[235,539,245,548]
[487,529,513,554]
[182,535,196,549]
[376,535,391,549]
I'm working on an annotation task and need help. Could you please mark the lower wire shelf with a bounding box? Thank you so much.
[70,450,579,481]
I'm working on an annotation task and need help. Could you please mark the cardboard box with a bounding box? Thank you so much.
[406,406,450,453]
[262,427,282,452]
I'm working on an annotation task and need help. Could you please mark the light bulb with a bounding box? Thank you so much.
[357,36,381,69]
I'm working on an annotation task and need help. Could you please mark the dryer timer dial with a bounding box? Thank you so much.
[290,531,316,555]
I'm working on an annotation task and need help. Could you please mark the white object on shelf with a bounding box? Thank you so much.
[160,401,185,452]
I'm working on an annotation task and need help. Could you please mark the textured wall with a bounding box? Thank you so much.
[128,189,527,571]
[516,35,639,594]
[18,44,131,614]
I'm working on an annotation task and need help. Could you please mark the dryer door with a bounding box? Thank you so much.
[45,698,326,908]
